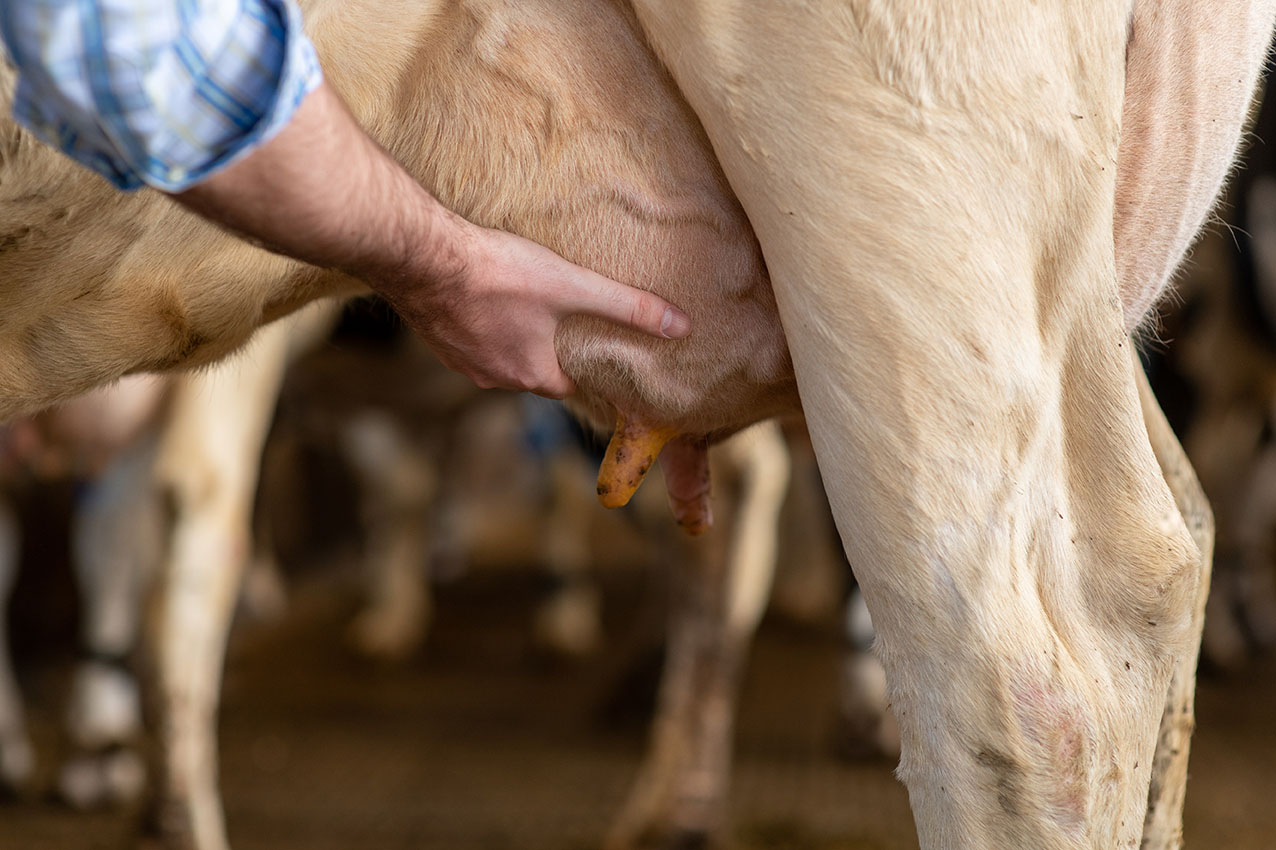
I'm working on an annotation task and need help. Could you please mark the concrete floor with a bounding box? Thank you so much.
[3,563,1275,850]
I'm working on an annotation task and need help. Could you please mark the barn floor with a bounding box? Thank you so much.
[4,561,1276,850]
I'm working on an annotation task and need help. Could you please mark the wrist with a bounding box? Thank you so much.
[363,181,477,302]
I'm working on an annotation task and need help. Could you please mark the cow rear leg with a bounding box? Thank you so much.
[631,4,1206,845]
[606,422,788,850]
[1137,362,1212,850]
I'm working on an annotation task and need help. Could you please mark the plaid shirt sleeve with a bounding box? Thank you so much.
[0,0,323,192]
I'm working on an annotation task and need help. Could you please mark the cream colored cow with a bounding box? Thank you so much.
[1,0,1270,848]
[626,1,1271,848]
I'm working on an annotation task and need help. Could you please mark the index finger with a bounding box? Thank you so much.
[564,267,692,340]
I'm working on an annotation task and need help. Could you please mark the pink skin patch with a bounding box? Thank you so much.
[1009,671,1091,831]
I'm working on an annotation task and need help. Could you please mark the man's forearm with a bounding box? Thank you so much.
[170,79,689,398]
[175,81,466,295]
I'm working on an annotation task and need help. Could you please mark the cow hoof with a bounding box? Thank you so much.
[57,747,146,809]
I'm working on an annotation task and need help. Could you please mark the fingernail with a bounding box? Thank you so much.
[661,307,691,339]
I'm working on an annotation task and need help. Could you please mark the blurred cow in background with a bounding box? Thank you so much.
[0,296,846,850]
[0,375,166,805]
[145,316,804,850]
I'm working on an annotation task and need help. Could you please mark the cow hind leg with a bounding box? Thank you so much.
[1136,360,1212,850]
[632,3,1205,846]
[606,421,788,850]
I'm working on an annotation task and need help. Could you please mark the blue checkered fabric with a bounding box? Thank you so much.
[0,0,323,191]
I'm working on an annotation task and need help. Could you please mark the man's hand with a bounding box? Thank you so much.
[381,222,690,398]
[176,82,690,397]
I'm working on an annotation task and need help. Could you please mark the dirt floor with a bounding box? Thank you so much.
[3,560,1276,850]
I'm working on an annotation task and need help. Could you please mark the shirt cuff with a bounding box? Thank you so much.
[148,0,323,192]
[6,0,323,193]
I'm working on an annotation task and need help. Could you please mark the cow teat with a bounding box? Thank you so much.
[658,436,713,535]
[595,411,714,536]
[596,412,678,509]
